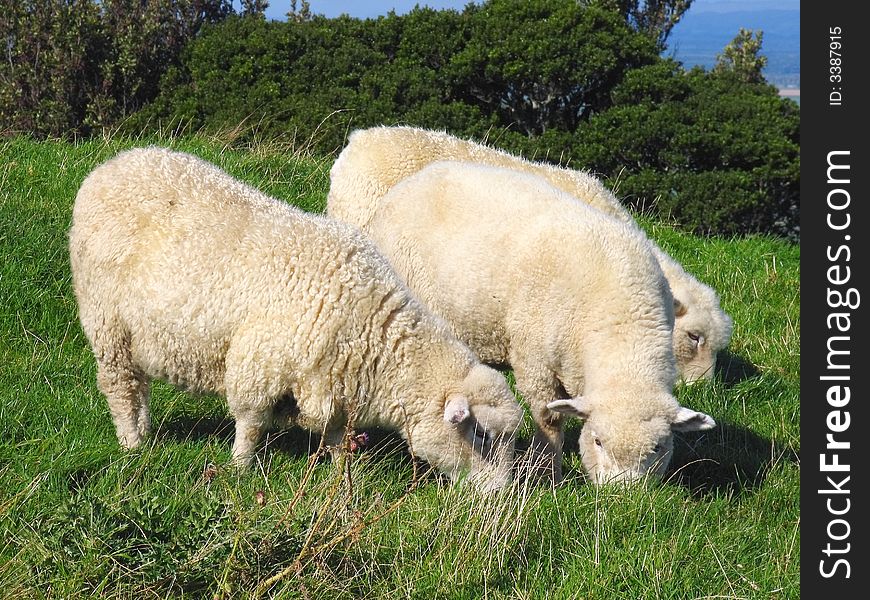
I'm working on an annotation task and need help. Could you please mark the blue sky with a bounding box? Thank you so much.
[258,0,799,20]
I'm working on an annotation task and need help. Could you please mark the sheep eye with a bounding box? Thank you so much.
[653,444,662,453]
[688,332,701,345]
[594,438,602,447]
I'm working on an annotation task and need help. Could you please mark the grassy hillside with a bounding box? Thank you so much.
[0,136,799,599]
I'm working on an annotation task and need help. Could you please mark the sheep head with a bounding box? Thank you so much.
[547,394,715,484]
[410,364,523,493]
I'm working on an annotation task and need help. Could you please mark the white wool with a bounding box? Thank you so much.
[327,125,732,382]
[69,147,523,491]
[362,161,716,483]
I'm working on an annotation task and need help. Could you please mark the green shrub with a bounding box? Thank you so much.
[0,0,234,138]
[570,63,800,238]
[132,1,660,151]
[4,0,800,239]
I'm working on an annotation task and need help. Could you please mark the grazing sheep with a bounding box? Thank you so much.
[360,161,715,483]
[68,147,523,492]
[327,125,733,382]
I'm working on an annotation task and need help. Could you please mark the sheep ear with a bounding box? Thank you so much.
[547,397,592,420]
[672,407,716,431]
[674,297,688,318]
[444,393,471,425]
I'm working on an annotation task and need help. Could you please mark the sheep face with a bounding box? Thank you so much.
[548,396,716,484]
[672,293,734,383]
[674,324,718,382]
[412,365,523,493]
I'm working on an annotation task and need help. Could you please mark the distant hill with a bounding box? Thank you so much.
[666,9,800,89]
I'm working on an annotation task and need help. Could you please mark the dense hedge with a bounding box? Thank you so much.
[0,0,233,137]
[571,62,800,238]
[136,2,659,151]
[2,0,800,238]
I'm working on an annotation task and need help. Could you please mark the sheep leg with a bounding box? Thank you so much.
[91,325,151,449]
[529,403,565,483]
[292,381,344,461]
[512,363,564,484]
[229,405,272,467]
[223,325,283,467]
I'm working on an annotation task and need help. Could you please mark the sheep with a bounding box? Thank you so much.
[68,147,524,492]
[359,160,716,483]
[327,125,733,383]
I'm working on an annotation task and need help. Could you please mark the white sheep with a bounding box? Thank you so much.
[327,125,733,382]
[361,160,715,483]
[68,147,524,492]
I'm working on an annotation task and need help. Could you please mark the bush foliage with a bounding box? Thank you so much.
[572,61,800,238]
[1,0,799,238]
[0,0,234,137]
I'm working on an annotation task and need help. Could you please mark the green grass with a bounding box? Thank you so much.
[0,135,799,599]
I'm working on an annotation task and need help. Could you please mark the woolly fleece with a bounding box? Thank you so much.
[327,125,733,382]
[365,161,715,483]
[69,148,523,491]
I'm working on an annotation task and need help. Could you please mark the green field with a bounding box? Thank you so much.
[0,136,799,599]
